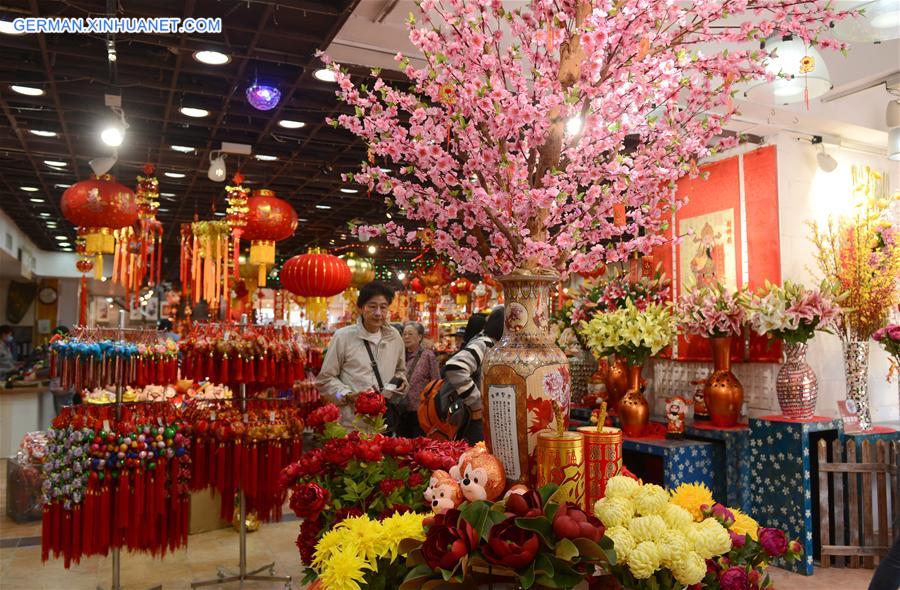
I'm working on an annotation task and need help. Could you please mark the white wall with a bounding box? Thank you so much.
[775,133,900,423]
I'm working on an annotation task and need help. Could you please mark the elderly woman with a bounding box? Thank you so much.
[400,322,440,437]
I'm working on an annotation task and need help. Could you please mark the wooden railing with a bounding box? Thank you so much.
[817,439,899,568]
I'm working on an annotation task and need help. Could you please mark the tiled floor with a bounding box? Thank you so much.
[0,459,877,590]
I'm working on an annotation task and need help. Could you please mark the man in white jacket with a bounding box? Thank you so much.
[316,281,408,430]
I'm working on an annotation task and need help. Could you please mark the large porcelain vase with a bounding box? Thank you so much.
[482,271,570,486]
[704,336,744,427]
[776,342,817,420]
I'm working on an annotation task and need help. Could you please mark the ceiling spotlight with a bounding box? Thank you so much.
[11,84,44,96]
[386,212,392,219]
[59,242,71,247]
[214,211,226,216]
[164,172,186,178]
[180,106,209,118]
[314,68,337,83]
[100,124,124,147]
[55,183,71,188]
[566,116,583,135]
[157,208,169,212]
[254,154,278,161]
[170,145,195,153]
[29,198,45,203]
[315,204,331,210]
[106,40,117,63]
[208,152,227,182]
[812,138,837,173]
[246,83,281,111]
[744,35,831,105]
[278,119,305,129]
[61,248,72,252]
[297,218,309,222]
[378,167,392,173]
[54,235,68,241]
[30,129,57,137]
[89,155,117,176]
[193,50,231,65]
[44,160,67,167]
[0,20,23,35]
[39,212,51,217]
[20,186,38,192]
[367,245,377,254]
[397,272,406,281]
[340,188,358,194]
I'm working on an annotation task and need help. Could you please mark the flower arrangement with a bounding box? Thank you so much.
[402,484,614,589]
[809,175,900,342]
[311,512,427,590]
[594,477,802,590]
[280,402,469,572]
[320,1,848,275]
[873,323,900,381]
[579,299,675,366]
[571,268,672,325]
[549,305,588,356]
[676,283,747,339]
[747,280,842,344]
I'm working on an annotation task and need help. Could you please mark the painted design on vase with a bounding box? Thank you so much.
[482,272,569,485]
[776,342,817,420]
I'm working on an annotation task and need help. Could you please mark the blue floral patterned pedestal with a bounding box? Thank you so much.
[685,423,752,513]
[622,427,726,500]
[841,426,899,449]
[749,415,840,575]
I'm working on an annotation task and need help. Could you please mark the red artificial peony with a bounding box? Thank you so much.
[355,438,384,463]
[382,437,414,457]
[296,518,321,565]
[505,489,544,518]
[306,403,341,431]
[758,528,788,558]
[482,519,540,569]
[289,483,330,520]
[323,438,355,468]
[379,478,404,496]
[421,510,479,571]
[552,503,604,543]
[729,530,747,548]
[279,461,303,491]
[355,390,387,416]
[294,448,326,477]
[413,449,447,471]
[407,471,425,488]
[719,566,750,590]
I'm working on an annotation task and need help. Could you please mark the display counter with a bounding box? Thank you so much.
[0,384,54,457]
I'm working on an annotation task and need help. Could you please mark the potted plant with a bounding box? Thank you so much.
[747,281,842,419]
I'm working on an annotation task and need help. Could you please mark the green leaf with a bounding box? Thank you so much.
[460,501,495,542]
[401,563,437,589]
[545,557,584,586]
[520,561,536,589]
[515,516,554,547]
[543,503,559,522]
[538,483,560,506]
[555,538,579,562]
[534,553,555,577]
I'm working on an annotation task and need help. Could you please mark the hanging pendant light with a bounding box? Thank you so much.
[743,35,832,106]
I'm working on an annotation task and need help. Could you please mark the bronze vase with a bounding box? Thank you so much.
[603,355,629,413]
[482,271,570,486]
[617,363,649,437]
[704,336,743,427]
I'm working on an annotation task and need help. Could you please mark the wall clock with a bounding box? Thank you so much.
[38,286,58,305]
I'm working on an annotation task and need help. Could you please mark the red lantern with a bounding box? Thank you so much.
[451,277,474,305]
[61,175,138,253]
[75,258,94,274]
[281,250,351,298]
[242,189,298,286]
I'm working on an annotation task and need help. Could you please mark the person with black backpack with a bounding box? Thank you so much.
[442,306,504,444]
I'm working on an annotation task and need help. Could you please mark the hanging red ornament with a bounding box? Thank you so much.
[242,190,298,287]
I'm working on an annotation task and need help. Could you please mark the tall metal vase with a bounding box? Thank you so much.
[704,336,744,427]
[776,342,818,420]
[482,271,570,486]
[618,363,649,437]
[842,339,871,431]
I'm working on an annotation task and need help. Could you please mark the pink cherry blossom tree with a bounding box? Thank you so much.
[323,0,849,276]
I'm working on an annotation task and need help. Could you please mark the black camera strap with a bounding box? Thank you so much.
[362,339,385,391]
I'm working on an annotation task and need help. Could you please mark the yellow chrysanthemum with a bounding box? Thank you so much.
[627,541,661,580]
[688,519,733,559]
[669,482,714,521]
[313,528,354,568]
[378,512,427,560]
[604,526,636,564]
[661,503,694,532]
[633,484,669,516]
[594,497,634,528]
[338,516,388,565]
[318,549,368,590]
[655,528,690,569]
[629,515,668,543]
[730,507,759,541]
[605,475,641,500]
[671,550,706,586]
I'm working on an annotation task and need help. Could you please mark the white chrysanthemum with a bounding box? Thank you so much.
[627,541,661,580]
[604,475,641,500]
[671,550,706,586]
[656,528,690,569]
[688,518,733,559]
[604,525,636,564]
[594,497,634,528]
[661,503,695,532]
[628,514,668,543]
[633,483,669,516]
